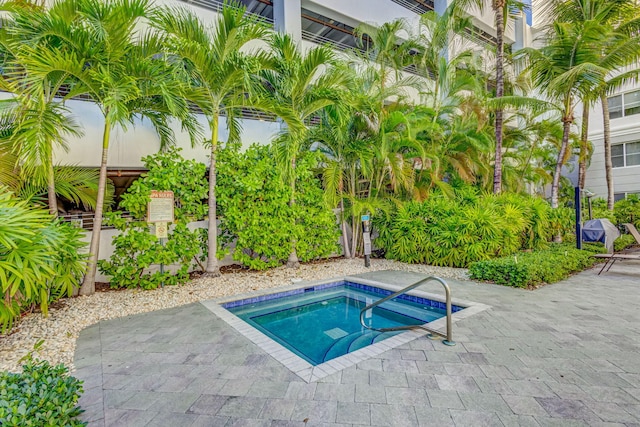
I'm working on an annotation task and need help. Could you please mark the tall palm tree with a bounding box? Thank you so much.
[22,0,201,294]
[152,3,302,276]
[519,19,605,211]
[261,33,346,268]
[553,0,640,209]
[0,1,86,215]
[354,19,421,110]
[455,0,528,194]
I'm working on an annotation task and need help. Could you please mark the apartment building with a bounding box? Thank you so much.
[584,80,640,200]
[45,0,534,188]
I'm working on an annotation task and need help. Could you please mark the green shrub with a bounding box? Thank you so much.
[216,144,339,270]
[0,359,85,426]
[469,243,604,288]
[614,195,640,229]
[99,148,208,289]
[590,195,640,229]
[374,189,554,267]
[614,234,637,252]
[0,192,86,332]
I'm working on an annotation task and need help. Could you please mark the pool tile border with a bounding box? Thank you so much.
[201,274,490,383]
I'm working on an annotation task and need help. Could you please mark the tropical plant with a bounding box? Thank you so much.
[0,1,92,215]
[469,243,603,288]
[261,32,346,267]
[0,350,85,427]
[152,2,302,276]
[0,192,86,333]
[553,0,640,209]
[22,0,201,295]
[0,136,106,210]
[98,148,208,289]
[374,188,552,267]
[216,143,339,270]
[517,19,604,213]
[353,18,420,105]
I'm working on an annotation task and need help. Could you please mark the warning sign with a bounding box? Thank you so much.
[147,190,174,223]
[155,222,168,239]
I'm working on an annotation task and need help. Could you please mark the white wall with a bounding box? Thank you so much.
[585,80,640,198]
[48,97,280,169]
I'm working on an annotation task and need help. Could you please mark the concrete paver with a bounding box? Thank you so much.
[74,264,640,426]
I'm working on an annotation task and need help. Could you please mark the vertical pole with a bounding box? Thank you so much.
[363,221,371,268]
[160,237,165,287]
[588,197,593,220]
[575,187,582,250]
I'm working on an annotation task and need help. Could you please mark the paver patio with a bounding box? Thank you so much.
[74,260,640,426]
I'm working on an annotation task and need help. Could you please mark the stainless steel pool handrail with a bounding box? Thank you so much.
[359,276,455,346]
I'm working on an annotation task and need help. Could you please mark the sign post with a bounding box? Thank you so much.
[148,191,175,287]
[361,214,371,268]
[575,187,582,250]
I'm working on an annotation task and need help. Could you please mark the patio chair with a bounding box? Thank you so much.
[624,223,640,246]
[592,223,640,274]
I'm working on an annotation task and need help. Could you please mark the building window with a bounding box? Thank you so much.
[612,141,640,168]
[608,89,640,119]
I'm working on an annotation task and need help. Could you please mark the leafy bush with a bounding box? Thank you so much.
[0,358,85,426]
[374,189,553,267]
[614,195,640,229]
[216,144,339,270]
[614,234,637,252]
[589,196,640,229]
[589,198,617,223]
[0,192,86,332]
[99,148,208,289]
[469,243,604,288]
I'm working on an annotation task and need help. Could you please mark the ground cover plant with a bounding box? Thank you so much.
[216,143,340,270]
[99,148,208,289]
[469,243,605,288]
[0,344,85,427]
[0,362,85,426]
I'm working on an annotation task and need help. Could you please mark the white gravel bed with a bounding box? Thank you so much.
[0,258,468,373]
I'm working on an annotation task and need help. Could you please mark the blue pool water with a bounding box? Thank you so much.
[224,281,461,365]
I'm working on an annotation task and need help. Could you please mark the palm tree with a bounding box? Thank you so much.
[553,0,640,209]
[354,18,420,108]
[0,1,86,215]
[454,0,528,193]
[152,3,298,276]
[518,20,605,211]
[261,33,346,268]
[22,0,201,294]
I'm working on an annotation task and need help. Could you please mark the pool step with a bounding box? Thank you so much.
[347,331,381,353]
[323,330,395,362]
[322,331,363,362]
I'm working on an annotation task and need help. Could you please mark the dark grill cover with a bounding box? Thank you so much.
[582,218,620,253]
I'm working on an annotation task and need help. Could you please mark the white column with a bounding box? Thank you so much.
[513,15,525,52]
[273,0,302,45]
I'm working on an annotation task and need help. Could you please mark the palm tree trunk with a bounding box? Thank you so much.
[351,218,359,258]
[493,2,505,194]
[80,121,111,296]
[578,106,589,189]
[286,156,300,268]
[339,197,351,259]
[47,159,57,217]
[205,112,221,276]
[601,94,614,210]
[551,118,572,210]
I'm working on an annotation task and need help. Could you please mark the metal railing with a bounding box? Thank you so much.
[359,276,455,345]
[59,211,135,230]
